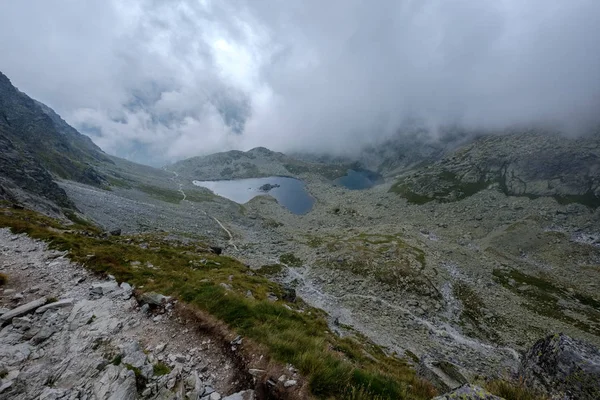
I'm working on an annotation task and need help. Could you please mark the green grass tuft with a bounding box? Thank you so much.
[486,379,547,400]
[153,362,171,376]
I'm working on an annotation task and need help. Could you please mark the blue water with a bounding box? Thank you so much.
[192,176,314,215]
[335,169,383,190]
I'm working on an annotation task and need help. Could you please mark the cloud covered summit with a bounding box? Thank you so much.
[1,0,599,165]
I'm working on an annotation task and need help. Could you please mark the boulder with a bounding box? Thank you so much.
[0,297,47,326]
[35,298,74,313]
[433,384,503,399]
[417,355,468,392]
[520,333,600,400]
[139,292,170,307]
[90,281,119,296]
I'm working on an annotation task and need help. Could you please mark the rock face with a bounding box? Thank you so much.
[0,70,110,209]
[433,384,503,399]
[391,131,600,207]
[520,333,600,400]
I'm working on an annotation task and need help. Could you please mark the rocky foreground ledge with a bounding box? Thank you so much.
[1,224,600,400]
[0,229,258,400]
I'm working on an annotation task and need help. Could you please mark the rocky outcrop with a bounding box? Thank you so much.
[520,333,600,400]
[433,384,503,399]
[391,131,600,207]
[0,135,74,209]
[0,70,110,210]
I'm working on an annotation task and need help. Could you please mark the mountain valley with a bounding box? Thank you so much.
[1,71,599,400]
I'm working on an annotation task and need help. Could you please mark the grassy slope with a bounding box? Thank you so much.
[0,204,436,400]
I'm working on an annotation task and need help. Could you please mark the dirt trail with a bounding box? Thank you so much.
[167,169,239,251]
[0,229,251,400]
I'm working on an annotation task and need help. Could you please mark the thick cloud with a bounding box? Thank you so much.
[1,0,599,165]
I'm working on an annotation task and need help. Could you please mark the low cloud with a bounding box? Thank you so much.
[1,0,599,165]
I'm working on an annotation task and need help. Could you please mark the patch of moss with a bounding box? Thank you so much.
[257,264,284,276]
[111,354,122,366]
[185,190,216,203]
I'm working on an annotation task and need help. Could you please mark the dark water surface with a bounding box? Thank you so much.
[335,169,383,190]
[193,176,314,215]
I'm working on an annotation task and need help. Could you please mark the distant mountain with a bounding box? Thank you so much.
[0,71,111,210]
[169,146,354,181]
[389,130,600,207]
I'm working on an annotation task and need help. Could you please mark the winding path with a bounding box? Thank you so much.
[166,169,238,251]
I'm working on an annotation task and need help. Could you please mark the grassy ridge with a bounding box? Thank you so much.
[0,206,436,399]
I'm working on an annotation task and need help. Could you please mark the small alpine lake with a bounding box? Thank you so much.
[193,176,314,215]
[335,169,383,190]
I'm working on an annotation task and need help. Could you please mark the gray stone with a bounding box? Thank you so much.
[11,292,24,301]
[417,355,468,392]
[0,297,47,326]
[0,381,13,395]
[30,326,56,345]
[35,298,74,313]
[222,390,255,400]
[520,333,600,400]
[90,281,119,296]
[11,316,32,329]
[433,384,503,399]
[139,292,170,306]
[284,380,297,388]
[93,365,137,400]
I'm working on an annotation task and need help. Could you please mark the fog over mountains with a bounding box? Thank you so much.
[1,1,600,165]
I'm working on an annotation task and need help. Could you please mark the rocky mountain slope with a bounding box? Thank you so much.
[0,71,111,209]
[389,130,600,207]
[2,69,600,399]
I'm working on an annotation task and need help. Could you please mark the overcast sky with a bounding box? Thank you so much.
[1,1,600,165]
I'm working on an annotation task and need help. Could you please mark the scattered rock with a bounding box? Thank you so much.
[433,384,503,399]
[0,297,47,326]
[284,380,297,388]
[35,298,74,313]
[222,390,255,400]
